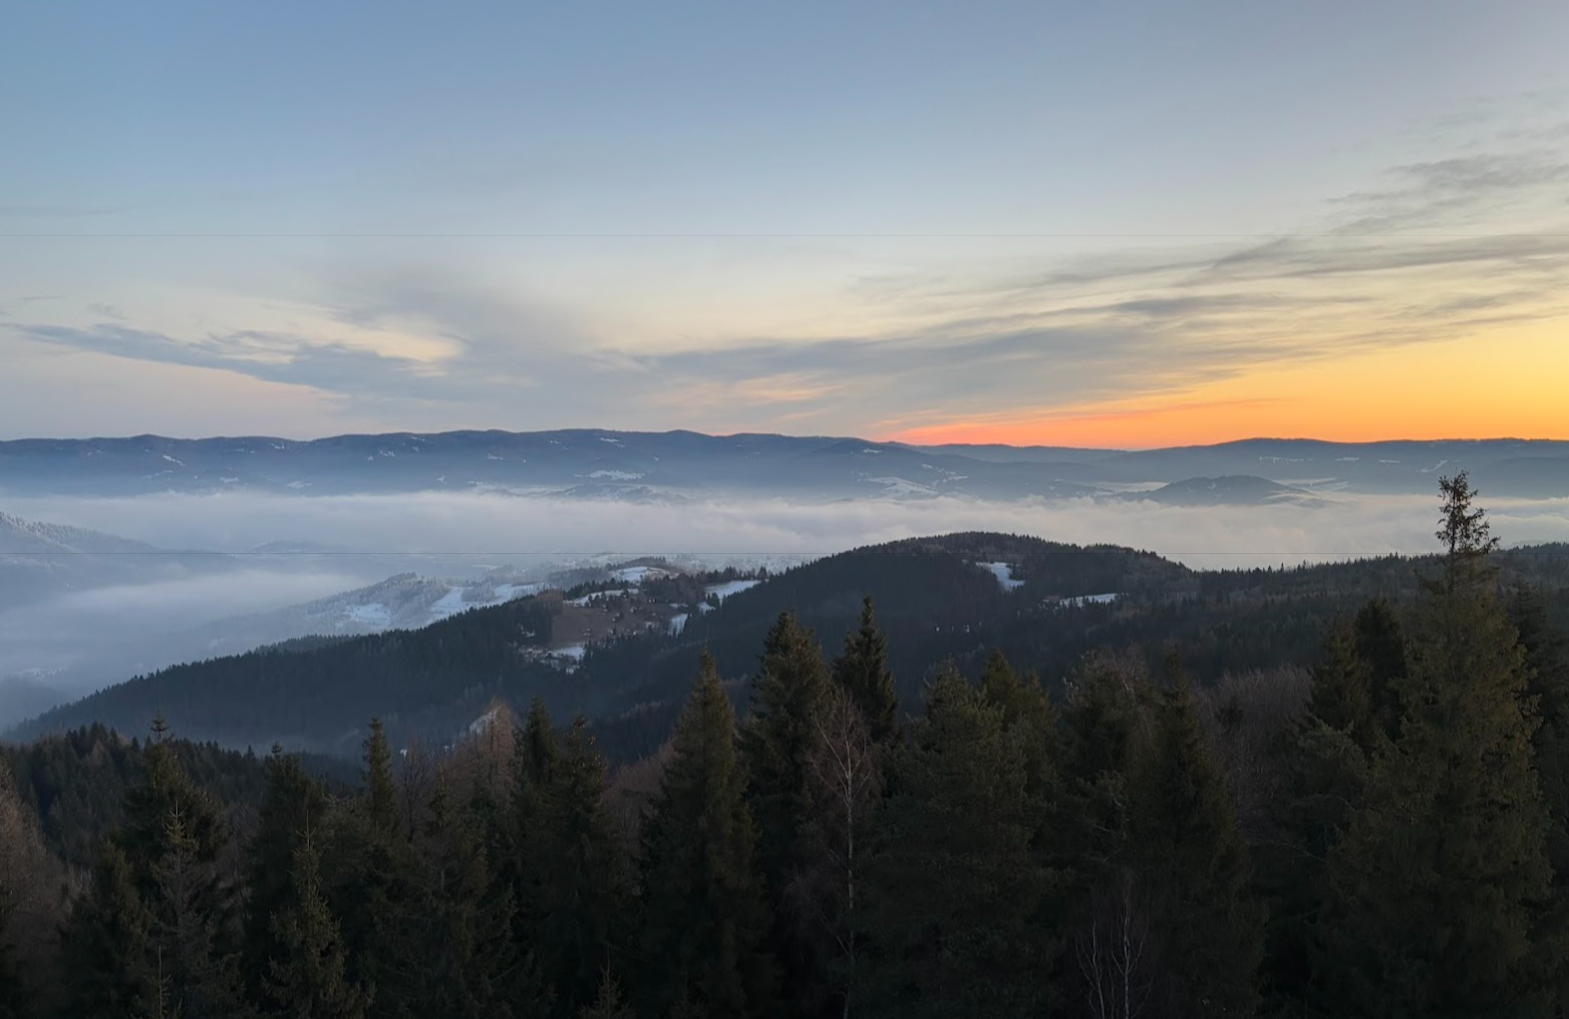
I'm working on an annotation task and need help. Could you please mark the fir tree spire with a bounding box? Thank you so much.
[243,746,327,997]
[264,829,372,1019]
[832,597,899,743]
[360,719,398,836]
[1320,473,1555,1016]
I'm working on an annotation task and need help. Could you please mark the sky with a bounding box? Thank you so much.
[2,0,1568,448]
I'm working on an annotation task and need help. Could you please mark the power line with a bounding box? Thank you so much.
[5,231,1569,240]
[4,549,1565,557]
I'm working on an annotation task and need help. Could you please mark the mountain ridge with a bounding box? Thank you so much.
[4,430,1567,499]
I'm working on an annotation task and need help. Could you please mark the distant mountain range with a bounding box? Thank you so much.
[3,430,1566,500]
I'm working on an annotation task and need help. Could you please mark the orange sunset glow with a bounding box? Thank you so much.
[887,320,1569,449]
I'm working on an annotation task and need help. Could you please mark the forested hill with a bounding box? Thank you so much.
[10,532,1569,760]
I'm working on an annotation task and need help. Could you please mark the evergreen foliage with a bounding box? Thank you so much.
[243,746,328,996]
[263,830,372,1019]
[1127,681,1265,1018]
[533,717,628,1017]
[1321,472,1557,1017]
[863,665,1047,1018]
[831,596,900,743]
[14,487,1569,1019]
[741,612,833,1014]
[638,652,776,1018]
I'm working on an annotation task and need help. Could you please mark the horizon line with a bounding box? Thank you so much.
[1,427,1567,452]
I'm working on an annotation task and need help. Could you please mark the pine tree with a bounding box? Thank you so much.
[832,597,899,744]
[1125,681,1265,1019]
[638,651,776,1018]
[1320,472,1555,1017]
[243,746,328,996]
[535,717,630,1016]
[862,666,1046,1018]
[59,842,156,1017]
[264,830,372,1019]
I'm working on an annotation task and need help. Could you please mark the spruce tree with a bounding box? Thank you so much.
[1513,583,1569,1011]
[577,967,633,1019]
[741,613,833,1014]
[535,717,630,1016]
[978,648,1062,821]
[121,716,226,893]
[1310,618,1376,745]
[264,830,372,1019]
[1126,681,1265,1019]
[832,597,899,743]
[59,842,156,1017]
[322,720,425,1019]
[638,651,776,1018]
[145,808,250,1017]
[743,612,833,892]
[1258,632,1379,1010]
[408,772,533,1019]
[361,719,399,837]
[243,746,327,996]
[507,697,561,1000]
[1354,597,1408,741]
[862,666,1046,1018]
[1321,472,1555,1017]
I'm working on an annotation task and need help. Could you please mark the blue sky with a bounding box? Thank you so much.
[3,1,1568,444]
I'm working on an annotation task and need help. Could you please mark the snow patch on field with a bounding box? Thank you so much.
[979,562,1025,591]
[705,579,760,602]
[863,476,935,497]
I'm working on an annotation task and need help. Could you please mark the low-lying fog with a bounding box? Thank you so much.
[3,490,1567,728]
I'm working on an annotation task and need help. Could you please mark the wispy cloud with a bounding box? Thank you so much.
[6,105,1568,439]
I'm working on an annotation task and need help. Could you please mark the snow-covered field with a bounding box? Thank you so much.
[979,562,1026,591]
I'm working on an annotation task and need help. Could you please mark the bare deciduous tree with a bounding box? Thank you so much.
[397,738,436,843]
[1075,869,1152,1019]
[791,688,882,1019]
[0,757,69,994]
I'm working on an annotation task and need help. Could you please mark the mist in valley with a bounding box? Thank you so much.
[3,487,1567,730]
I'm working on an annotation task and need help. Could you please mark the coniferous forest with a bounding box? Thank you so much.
[3,473,1569,1018]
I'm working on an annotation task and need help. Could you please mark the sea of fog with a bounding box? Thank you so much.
[2,490,1566,725]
